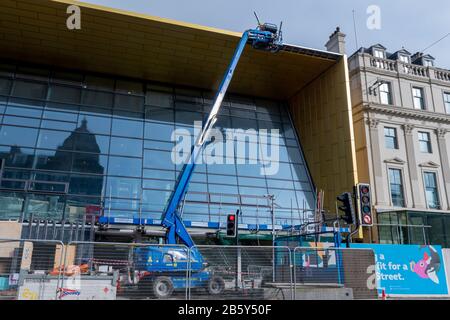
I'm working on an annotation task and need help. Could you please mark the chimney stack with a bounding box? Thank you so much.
[325,27,346,54]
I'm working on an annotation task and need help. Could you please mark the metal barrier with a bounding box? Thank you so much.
[293,247,378,300]
[60,241,190,300]
[0,238,65,300]
[0,239,379,300]
[188,245,293,300]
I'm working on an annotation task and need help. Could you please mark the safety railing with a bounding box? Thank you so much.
[0,240,379,300]
[292,246,377,300]
[188,245,293,300]
[60,241,190,300]
[0,238,65,300]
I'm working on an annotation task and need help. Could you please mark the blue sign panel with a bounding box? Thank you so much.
[350,244,448,296]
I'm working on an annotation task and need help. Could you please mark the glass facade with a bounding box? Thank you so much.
[0,63,315,227]
[378,211,450,248]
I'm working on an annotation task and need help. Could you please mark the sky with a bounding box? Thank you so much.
[83,0,450,69]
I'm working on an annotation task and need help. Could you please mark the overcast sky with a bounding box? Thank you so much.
[84,0,450,69]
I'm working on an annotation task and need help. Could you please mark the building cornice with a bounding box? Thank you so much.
[362,103,450,124]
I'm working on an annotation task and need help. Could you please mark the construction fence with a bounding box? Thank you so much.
[0,239,378,300]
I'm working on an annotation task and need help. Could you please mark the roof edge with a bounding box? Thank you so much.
[54,0,242,37]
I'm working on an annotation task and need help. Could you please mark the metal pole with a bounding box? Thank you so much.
[265,195,275,282]
[235,209,240,291]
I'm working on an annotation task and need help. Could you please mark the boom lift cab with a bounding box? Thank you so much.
[249,13,283,52]
[133,15,283,299]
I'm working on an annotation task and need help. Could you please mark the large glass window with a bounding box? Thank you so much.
[3,115,40,127]
[424,172,440,209]
[71,153,107,174]
[146,88,174,108]
[43,109,78,122]
[0,191,25,220]
[82,90,114,108]
[105,177,141,199]
[34,149,73,171]
[110,137,142,157]
[377,211,450,246]
[0,146,34,168]
[112,118,143,138]
[108,156,142,177]
[389,168,405,207]
[143,149,175,171]
[0,64,316,226]
[0,125,38,147]
[12,80,47,100]
[0,78,12,95]
[428,215,445,246]
[49,85,81,104]
[69,174,104,197]
[5,105,42,118]
[142,189,171,212]
[73,133,110,154]
[145,121,174,142]
[418,131,432,153]
[37,130,72,150]
[384,127,398,149]
[114,94,144,113]
[78,115,111,135]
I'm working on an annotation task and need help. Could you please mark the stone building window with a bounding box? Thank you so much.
[389,168,405,207]
[384,127,398,149]
[424,60,434,67]
[444,92,450,114]
[373,49,385,59]
[418,131,432,153]
[399,55,410,64]
[412,87,425,110]
[379,82,393,105]
[424,172,440,209]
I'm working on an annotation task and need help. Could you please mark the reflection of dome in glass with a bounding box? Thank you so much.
[45,118,104,175]
[63,118,101,154]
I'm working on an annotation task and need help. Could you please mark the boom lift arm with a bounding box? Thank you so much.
[161,17,283,248]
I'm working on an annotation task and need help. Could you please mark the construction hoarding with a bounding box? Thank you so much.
[350,244,449,297]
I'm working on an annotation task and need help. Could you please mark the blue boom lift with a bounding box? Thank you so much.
[134,15,283,299]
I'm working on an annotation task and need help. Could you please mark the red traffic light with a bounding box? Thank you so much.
[226,214,237,237]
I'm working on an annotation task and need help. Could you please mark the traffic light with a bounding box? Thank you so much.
[226,213,237,237]
[337,192,357,225]
[357,183,373,227]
